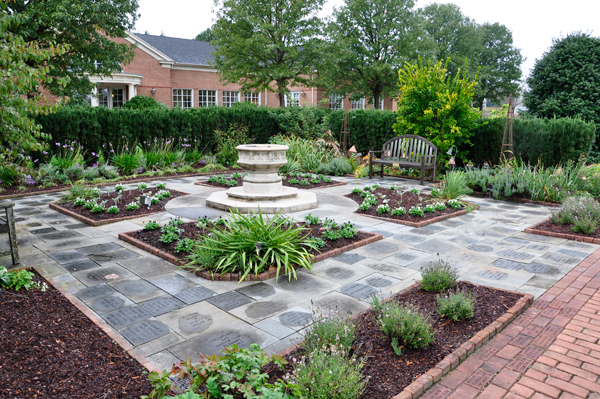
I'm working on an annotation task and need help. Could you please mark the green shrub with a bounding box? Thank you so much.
[214,123,251,167]
[374,302,435,350]
[303,312,356,354]
[316,157,353,176]
[0,163,23,187]
[61,183,100,202]
[436,171,473,200]
[436,290,476,321]
[111,144,141,175]
[0,267,38,291]
[121,95,167,110]
[552,195,600,234]
[420,260,458,292]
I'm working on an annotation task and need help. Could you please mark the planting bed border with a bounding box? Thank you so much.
[524,219,600,244]
[470,191,561,207]
[49,192,188,227]
[355,208,469,228]
[277,281,533,399]
[0,169,241,200]
[193,180,347,190]
[118,229,383,281]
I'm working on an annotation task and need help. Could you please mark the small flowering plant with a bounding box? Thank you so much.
[107,205,119,214]
[352,187,362,194]
[391,206,407,216]
[156,182,166,189]
[84,199,96,209]
[90,203,105,213]
[376,204,390,214]
[434,202,446,211]
[114,184,124,192]
[125,201,140,211]
[409,206,424,217]
[423,204,436,213]
[137,183,147,191]
[447,199,461,209]
[359,202,372,211]
[73,197,86,206]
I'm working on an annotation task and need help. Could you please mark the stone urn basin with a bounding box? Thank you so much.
[206,144,317,213]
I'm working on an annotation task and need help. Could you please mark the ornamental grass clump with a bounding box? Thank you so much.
[436,290,476,321]
[434,171,473,200]
[187,209,316,281]
[550,195,600,234]
[420,260,458,292]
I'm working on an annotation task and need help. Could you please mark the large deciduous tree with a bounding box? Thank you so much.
[211,0,325,108]
[3,0,139,98]
[319,0,432,107]
[195,28,216,42]
[0,10,69,158]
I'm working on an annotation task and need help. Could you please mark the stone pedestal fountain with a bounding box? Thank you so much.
[206,144,317,213]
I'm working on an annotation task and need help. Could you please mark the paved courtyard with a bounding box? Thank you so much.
[1,175,595,374]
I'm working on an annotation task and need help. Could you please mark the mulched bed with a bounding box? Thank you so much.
[54,188,186,221]
[199,175,344,190]
[346,187,464,222]
[530,219,600,239]
[269,281,522,399]
[0,271,152,398]
[123,220,372,264]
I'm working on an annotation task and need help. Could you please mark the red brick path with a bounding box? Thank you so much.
[420,249,600,399]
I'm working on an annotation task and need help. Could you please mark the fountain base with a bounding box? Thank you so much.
[206,190,317,214]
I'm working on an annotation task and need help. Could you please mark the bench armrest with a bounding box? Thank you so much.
[369,150,384,154]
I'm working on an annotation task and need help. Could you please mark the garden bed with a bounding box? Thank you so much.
[271,281,531,399]
[0,270,152,398]
[50,187,187,227]
[119,219,382,281]
[346,186,468,227]
[194,172,346,190]
[525,219,600,244]
[0,167,240,200]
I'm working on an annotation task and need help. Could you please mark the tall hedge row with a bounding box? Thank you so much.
[35,106,596,167]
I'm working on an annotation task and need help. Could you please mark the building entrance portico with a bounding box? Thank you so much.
[90,72,143,108]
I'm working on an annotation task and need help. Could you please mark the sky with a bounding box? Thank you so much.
[134,0,599,80]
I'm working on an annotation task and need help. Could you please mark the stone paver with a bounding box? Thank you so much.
[2,175,597,376]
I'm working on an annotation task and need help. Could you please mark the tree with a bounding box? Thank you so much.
[472,23,524,110]
[0,10,69,158]
[3,0,139,98]
[195,28,216,42]
[393,59,481,163]
[319,0,432,107]
[211,0,325,108]
[525,32,600,126]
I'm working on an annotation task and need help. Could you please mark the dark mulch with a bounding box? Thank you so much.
[200,175,343,190]
[123,221,371,263]
[0,271,152,399]
[346,187,463,222]
[268,281,521,399]
[532,220,600,239]
[55,188,186,221]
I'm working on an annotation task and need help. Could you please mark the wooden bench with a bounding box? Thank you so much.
[369,135,438,185]
[0,202,19,265]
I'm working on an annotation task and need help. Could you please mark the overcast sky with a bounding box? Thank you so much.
[134,0,599,80]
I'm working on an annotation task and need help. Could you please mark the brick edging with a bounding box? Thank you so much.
[469,191,561,208]
[118,230,383,281]
[32,266,160,373]
[356,209,468,228]
[524,219,600,244]
[276,283,533,399]
[0,169,240,200]
[49,191,188,227]
[193,180,347,190]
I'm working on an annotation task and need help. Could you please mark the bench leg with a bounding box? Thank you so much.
[6,208,19,265]
[368,158,373,179]
[432,163,436,184]
[380,164,384,178]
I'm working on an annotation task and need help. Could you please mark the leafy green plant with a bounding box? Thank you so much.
[437,171,473,200]
[61,183,100,202]
[552,195,600,234]
[359,202,372,211]
[303,312,356,354]
[423,204,435,213]
[307,237,326,249]
[187,209,316,281]
[289,178,299,184]
[437,290,476,321]
[114,184,124,192]
[375,302,435,350]
[73,197,86,206]
[107,205,119,214]
[304,213,321,225]
[156,182,166,189]
[409,206,424,217]
[125,201,140,211]
[214,123,251,167]
[144,220,160,230]
[0,267,37,291]
[175,238,196,253]
[377,204,390,214]
[300,179,309,186]
[391,207,407,216]
[138,183,148,190]
[447,199,461,209]
[434,202,446,211]
[111,143,140,176]
[420,260,458,292]
[90,203,105,213]
[316,157,353,176]
[352,187,362,194]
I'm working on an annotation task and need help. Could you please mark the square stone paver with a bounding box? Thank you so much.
[110,278,167,302]
[206,291,254,311]
[74,283,117,302]
[119,257,178,279]
[235,282,279,300]
[315,261,374,285]
[415,239,460,255]
[271,272,341,299]
[48,250,87,264]
[352,240,407,260]
[338,282,378,300]
[331,252,366,265]
[138,296,187,316]
[103,305,152,329]
[254,318,295,339]
[88,249,140,264]
[383,249,432,266]
[309,291,370,316]
[149,274,198,294]
[156,301,237,339]
[173,286,217,305]
[77,242,123,255]
[228,292,303,323]
[72,265,134,286]
[392,233,428,245]
[271,306,313,330]
[355,273,401,289]
[119,319,171,346]
[88,293,134,314]
[62,259,101,273]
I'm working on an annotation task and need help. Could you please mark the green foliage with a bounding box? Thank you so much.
[420,260,458,292]
[214,123,251,167]
[175,238,196,254]
[187,209,316,281]
[321,221,358,241]
[374,302,435,349]
[144,221,161,231]
[270,134,337,173]
[394,59,481,165]
[391,207,407,216]
[111,144,141,175]
[272,106,328,139]
[0,267,37,291]
[121,96,167,110]
[0,163,23,187]
[552,195,600,235]
[125,201,140,211]
[436,290,476,321]
[409,206,424,217]
[195,27,216,42]
[437,171,473,200]
[316,157,353,176]
[62,183,100,202]
[304,213,321,225]
[303,312,356,353]
[107,205,119,214]
[295,344,367,399]
[0,10,68,158]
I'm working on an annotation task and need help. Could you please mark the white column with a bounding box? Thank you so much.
[127,84,135,100]
[90,87,99,107]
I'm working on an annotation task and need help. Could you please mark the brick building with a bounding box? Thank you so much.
[90,32,395,110]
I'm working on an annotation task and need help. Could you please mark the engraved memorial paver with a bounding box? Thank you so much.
[359,241,402,256]
[556,248,589,258]
[111,279,164,302]
[539,252,580,265]
[527,244,550,251]
[65,223,89,229]
[181,330,255,357]
[236,283,276,300]
[119,320,170,346]
[38,230,81,240]
[492,259,525,271]
[324,266,355,280]
[465,369,494,388]
[26,222,42,228]
[273,273,325,294]
[492,226,516,233]
[149,275,197,294]
[63,259,100,273]
[477,270,509,280]
[408,228,436,236]
[49,250,86,264]
[523,263,555,274]
[365,275,394,288]
[74,284,117,302]
[30,227,57,235]
[503,237,530,245]
[88,294,131,313]
[278,310,313,328]
[497,249,533,260]
[333,252,366,265]
[178,313,214,335]
[311,292,369,316]
[386,249,430,266]
[339,283,378,300]
[244,301,287,319]
[467,244,494,253]
[564,241,593,249]
[507,355,535,373]
[72,265,132,286]
[174,286,216,305]
[415,239,459,255]
[77,242,122,255]
[207,291,253,311]
[138,296,186,316]
[393,234,427,244]
[88,249,140,264]
[103,306,151,329]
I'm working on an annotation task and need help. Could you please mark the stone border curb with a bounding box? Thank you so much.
[356,209,468,228]
[524,219,600,244]
[118,230,383,281]
[470,191,561,207]
[0,169,240,200]
[48,191,188,227]
[31,266,160,373]
[276,282,533,399]
[193,180,347,191]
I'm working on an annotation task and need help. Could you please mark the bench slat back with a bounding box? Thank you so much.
[381,135,437,164]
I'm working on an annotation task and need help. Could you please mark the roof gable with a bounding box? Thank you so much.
[133,33,214,66]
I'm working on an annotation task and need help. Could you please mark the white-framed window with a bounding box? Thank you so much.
[99,88,109,108]
[329,93,344,110]
[112,88,125,109]
[97,86,124,109]
[223,90,240,107]
[351,97,365,110]
[285,91,300,107]
[377,97,385,110]
[173,89,193,109]
[199,90,218,107]
[244,92,261,106]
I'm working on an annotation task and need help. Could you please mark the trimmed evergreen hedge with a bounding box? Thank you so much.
[34,106,595,167]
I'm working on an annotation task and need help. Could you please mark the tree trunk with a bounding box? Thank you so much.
[279,90,286,108]
[277,79,287,108]
[373,91,380,109]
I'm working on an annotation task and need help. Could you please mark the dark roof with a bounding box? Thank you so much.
[135,33,214,65]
